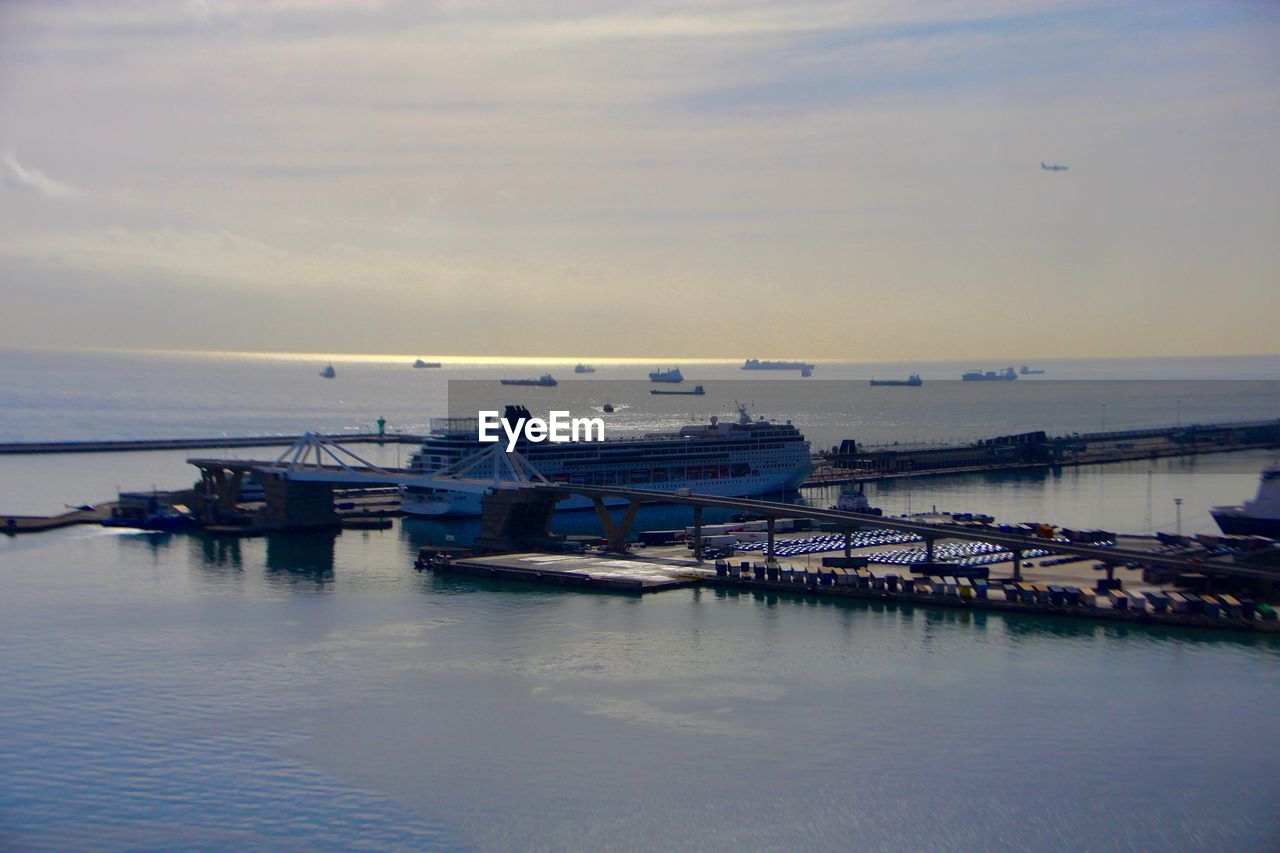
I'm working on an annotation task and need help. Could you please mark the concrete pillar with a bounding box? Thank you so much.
[693,506,703,562]
[843,528,852,558]
[1012,549,1023,582]
[767,517,776,563]
[925,537,935,563]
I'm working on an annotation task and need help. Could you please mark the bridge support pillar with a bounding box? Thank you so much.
[693,506,703,562]
[767,517,776,562]
[474,488,562,552]
[1012,548,1024,582]
[925,537,936,563]
[591,498,640,552]
[843,528,852,558]
[257,473,338,531]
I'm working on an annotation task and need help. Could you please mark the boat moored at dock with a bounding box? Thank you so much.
[1211,466,1280,537]
[400,403,812,516]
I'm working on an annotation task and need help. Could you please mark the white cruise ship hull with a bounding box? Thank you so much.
[402,465,810,518]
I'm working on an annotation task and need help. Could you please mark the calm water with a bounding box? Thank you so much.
[2,349,1279,850]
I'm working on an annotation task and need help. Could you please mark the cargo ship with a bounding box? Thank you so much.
[962,367,1017,381]
[870,374,922,387]
[1019,365,1045,375]
[742,359,815,372]
[499,374,557,387]
[1211,466,1280,537]
[649,367,683,383]
[574,364,595,374]
[413,359,442,368]
[400,403,812,516]
[651,384,705,396]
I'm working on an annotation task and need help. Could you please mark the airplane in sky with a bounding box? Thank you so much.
[1041,162,1069,171]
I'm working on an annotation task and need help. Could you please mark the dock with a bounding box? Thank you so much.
[0,432,424,455]
[426,551,710,593]
[2,503,115,534]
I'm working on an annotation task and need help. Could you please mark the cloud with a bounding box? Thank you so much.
[1,152,77,198]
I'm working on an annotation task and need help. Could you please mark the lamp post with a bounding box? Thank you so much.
[1174,497,1183,536]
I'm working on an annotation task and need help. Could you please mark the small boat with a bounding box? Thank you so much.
[574,364,596,374]
[961,367,1016,381]
[499,373,557,387]
[870,373,922,387]
[602,402,614,413]
[649,367,683,383]
[1019,364,1045,375]
[320,364,336,378]
[651,384,704,396]
[414,359,442,368]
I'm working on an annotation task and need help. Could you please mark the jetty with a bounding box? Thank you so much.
[0,432,424,455]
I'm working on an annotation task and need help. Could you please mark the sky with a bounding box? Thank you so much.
[0,0,1277,359]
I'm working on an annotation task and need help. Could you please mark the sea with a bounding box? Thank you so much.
[2,347,1279,850]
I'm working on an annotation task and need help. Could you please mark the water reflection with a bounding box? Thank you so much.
[195,533,244,570]
[264,531,336,588]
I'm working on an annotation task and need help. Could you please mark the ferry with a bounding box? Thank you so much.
[414,359,442,368]
[962,367,1017,381]
[651,384,705,396]
[870,374,922,387]
[1211,466,1280,537]
[574,364,596,374]
[500,374,557,387]
[320,364,336,378]
[649,367,683,383]
[400,403,813,517]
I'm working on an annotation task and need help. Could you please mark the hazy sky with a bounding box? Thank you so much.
[1,1,1277,359]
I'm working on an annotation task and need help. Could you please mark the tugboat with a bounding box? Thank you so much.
[648,367,683,383]
[1211,466,1280,537]
[499,373,557,387]
[832,484,882,515]
[320,364,336,378]
[602,402,615,413]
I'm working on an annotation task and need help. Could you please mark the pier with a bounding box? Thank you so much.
[808,418,1280,485]
[0,432,424,455]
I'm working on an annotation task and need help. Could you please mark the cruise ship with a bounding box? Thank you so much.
[400,404,813,516]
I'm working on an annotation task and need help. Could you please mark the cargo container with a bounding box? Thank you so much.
[1199,595,1221,617]
[1108,589,1129,610]
[1144,592,1169,613]
[1217,594,1242,618]
[1077,586,1096,606]
[1166,592,1189,613]
[973,579,989,600]
[1238,598,1257,619]
[1257,603,1278,621]
[1126,591,1148,614]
